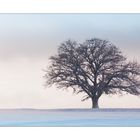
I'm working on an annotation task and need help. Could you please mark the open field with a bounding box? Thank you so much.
[0,109,140,126]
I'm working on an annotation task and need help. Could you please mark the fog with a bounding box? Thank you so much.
[0,14,140,108]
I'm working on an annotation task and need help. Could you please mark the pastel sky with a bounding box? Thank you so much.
[0,14,140,109]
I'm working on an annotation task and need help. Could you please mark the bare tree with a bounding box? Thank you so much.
[44,38,140,108]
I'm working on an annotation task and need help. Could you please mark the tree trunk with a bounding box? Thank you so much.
[91,97,99,109]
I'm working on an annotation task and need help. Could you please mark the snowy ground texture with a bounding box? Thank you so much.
[0,109,140,126]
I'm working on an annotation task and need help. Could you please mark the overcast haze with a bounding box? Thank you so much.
[0,14,140,109]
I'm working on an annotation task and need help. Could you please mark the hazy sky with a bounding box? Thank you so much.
[0,14,140,109]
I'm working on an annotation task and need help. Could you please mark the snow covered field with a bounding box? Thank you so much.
[0,109,140,126]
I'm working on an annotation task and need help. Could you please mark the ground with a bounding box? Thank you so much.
[0,109,140,126]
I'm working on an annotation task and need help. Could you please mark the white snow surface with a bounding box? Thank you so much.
[0,109,140,126]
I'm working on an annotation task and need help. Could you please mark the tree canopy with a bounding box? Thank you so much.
[44,38,140,108]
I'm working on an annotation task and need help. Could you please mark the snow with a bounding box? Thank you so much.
[0,109,140,126]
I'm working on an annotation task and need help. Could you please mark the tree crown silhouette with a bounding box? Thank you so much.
[44,38,140,108]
